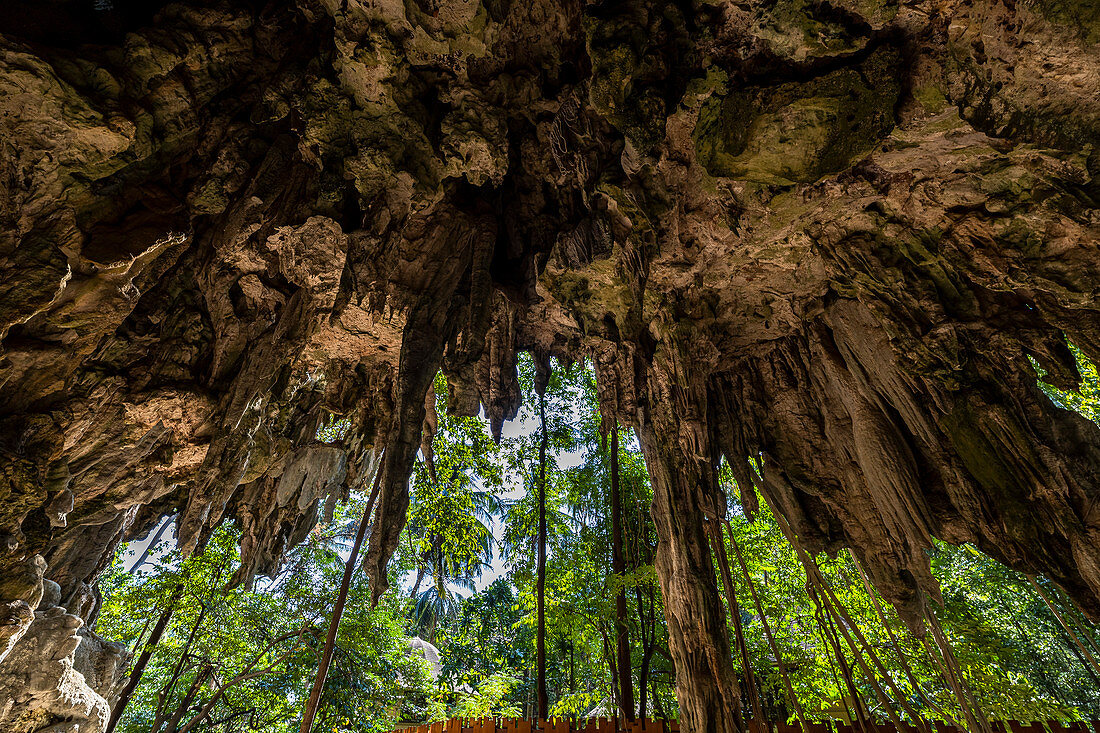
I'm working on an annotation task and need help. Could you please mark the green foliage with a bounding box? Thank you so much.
[1035,344,1100,424]
[98,503,435,733]
[97,344,1100,730]
[427,351,1100,722]
[453,673,524,717]
[717,476,1100,722]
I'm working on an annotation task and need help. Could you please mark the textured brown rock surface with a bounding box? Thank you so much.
[0,0,1098,729]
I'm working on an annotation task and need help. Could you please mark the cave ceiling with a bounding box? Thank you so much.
[0,0,1099,728]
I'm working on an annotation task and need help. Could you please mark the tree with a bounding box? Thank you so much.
[98,501,437,733]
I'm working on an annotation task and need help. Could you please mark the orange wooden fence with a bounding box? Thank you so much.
[392,720,1100,733]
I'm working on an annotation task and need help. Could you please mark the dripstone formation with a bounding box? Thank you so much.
[1,0,1098,729]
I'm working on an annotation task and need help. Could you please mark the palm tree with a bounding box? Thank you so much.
[405,470,503,639]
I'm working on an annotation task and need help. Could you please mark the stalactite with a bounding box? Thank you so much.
[635,356,744,733]
[2,0,1100,727]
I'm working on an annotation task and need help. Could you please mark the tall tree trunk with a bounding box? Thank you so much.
[724,520,806,726]
[299,453,385,733]
[161,665,213,733]
[151,601,210,733]
[410,565,426,599]
[610,425,636,720]
[709,520,761,723]
[536,388,549,719]
[1029,575,1100,678]
[107,581,184,733]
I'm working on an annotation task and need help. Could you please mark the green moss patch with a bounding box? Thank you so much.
[694,46,902,184]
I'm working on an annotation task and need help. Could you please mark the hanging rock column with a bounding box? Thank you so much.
[634,348,743,733]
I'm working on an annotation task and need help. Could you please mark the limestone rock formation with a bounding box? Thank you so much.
[0,580,126,732]
[0,0,1098,730]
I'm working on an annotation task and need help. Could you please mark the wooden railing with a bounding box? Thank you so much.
[394,720,678,733]
[393,719,1100,733]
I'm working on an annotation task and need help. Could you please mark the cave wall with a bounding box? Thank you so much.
[0,0,1098,729]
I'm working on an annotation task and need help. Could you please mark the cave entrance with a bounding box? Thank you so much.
[93,354,1100,733]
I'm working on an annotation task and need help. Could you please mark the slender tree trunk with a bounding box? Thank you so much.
[536,390,549,719]
[638,646,654,720]
[106,581,184,733]
[632,487,656,720]
[709,520,761,723]
[724,520,806,726]
[152,602,210,733]
[634,581,656,720]
[602,625,620,715]
[1028,575,1100,677]
[161,665,213,733]
[610,425,636,720]
[299,453,385,733]
[410,566,426,599]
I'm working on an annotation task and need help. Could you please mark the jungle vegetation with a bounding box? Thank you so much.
[96,353,1100,732]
